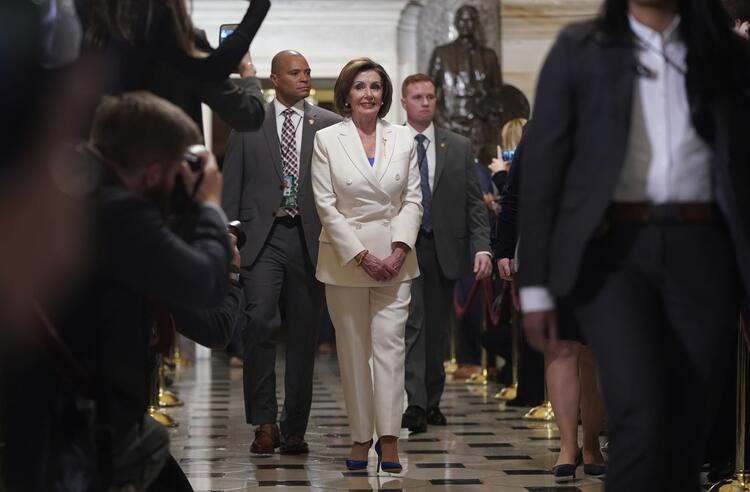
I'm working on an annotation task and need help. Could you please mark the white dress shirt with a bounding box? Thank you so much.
[614,14,713,203]
[407,122,437,191]
[520,14,713,313]
[274,98,304,159]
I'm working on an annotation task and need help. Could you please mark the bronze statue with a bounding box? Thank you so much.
[428,4,529,162]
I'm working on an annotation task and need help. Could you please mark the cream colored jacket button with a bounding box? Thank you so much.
[394,174,400,181]
[346,178,352,185]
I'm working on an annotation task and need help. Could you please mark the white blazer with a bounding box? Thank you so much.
[311,118,423,287]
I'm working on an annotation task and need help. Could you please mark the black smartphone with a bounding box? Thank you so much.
[219,23,239,44]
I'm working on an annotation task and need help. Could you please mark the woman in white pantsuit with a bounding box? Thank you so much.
[311,58,422,473]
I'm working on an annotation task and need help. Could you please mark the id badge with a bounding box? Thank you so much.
[281,175,298,208]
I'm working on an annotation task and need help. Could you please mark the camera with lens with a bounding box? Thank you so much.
[184,144,208,172]
[227,220,247,250]
[171,144,209,214]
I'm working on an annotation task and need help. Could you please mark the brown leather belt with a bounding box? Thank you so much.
[607,203,718,224]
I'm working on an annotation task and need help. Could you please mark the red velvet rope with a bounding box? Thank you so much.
[452,277,502,326]
[148,303,176,355]
[741,311,750,353]
[34,303,94,397]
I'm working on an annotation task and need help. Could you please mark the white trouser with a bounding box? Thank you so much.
[325,282,411,443]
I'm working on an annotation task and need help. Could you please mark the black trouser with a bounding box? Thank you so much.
[146,455,193,492]
[405,231,455,411]
[571,221,740,492]
[241,217,321,436]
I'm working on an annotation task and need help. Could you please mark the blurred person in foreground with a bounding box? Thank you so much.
[519,0,750,490]
[3,91,231,491]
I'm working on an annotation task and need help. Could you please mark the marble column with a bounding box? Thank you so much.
[501,0,603,103]
[397,1,422,104]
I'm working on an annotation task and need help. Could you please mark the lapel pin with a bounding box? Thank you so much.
[308,118,315,125]
[440,142,447,148]
[382,137,388,146]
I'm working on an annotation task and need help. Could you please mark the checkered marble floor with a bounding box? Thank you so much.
[166,353,606,491]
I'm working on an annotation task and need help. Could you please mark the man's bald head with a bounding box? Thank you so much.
[269,50,312,107]
[271,50,306,75]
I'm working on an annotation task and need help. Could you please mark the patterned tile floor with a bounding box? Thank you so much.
[166,352,607,491]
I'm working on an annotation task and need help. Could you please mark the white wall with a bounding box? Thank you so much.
[192,0,411,122]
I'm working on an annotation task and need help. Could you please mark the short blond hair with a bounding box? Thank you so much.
[500,118,528,150]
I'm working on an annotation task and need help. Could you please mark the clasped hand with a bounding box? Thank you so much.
[359,244,409,282]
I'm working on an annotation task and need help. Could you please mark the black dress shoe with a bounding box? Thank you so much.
[279,433,309,455]
[426,407,447,426]
[401,406,427,433]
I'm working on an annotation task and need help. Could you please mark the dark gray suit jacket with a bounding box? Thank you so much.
[430,126,491,279]
[222,101,342,266]
[519,20,750,297]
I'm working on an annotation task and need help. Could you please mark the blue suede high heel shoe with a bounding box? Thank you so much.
[345,440,373,470]
[374,438,403,473]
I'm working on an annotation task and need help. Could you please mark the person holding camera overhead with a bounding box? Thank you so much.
[75,0,271,132]
[222,50,341,455]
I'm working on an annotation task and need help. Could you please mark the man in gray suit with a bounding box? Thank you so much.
[400,74,493,433]
[222,50,341,455]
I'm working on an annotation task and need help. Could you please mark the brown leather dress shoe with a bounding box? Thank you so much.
[250,423,280,454]
[280,433,309,455]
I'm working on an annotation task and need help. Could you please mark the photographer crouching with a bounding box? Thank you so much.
[3,91,233,491]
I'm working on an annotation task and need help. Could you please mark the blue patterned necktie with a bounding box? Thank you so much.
[415,134,432,233]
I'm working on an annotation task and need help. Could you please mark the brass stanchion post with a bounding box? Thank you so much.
[444,311,459,375]
[710,316,750,491]
[170,335,191,368]
[524,369,555,421]
[496,307,520,400]
[158,358,184,408]
[148,358,178,428]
